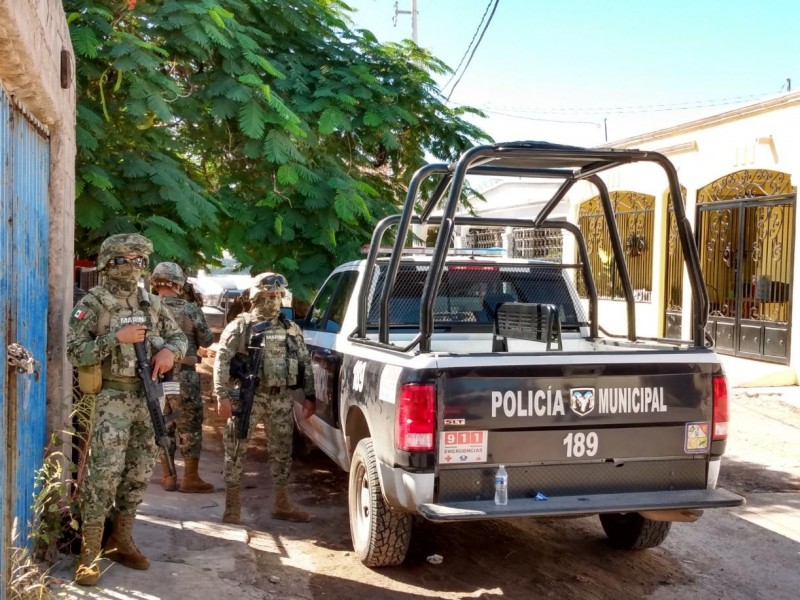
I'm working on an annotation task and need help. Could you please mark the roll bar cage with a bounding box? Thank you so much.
[352,141,708,353]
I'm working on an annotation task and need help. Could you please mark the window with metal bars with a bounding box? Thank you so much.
[511,227,563,261]
[464,228,503,249]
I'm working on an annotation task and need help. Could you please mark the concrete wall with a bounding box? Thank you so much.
[0,0,76,434]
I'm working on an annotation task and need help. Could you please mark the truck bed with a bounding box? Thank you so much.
[366,331,688,354]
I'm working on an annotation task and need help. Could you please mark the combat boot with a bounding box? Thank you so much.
[223,486,241,524]
[179,457,214,493]
[75,523,104,586]
[272,486,314,523]
[103,512,150,570]
[160,453,178,492]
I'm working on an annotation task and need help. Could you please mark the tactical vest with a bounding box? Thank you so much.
[236,313,300,388]
[162,296,198,357]
[88,286,162,380]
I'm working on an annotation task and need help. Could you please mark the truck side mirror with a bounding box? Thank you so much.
[281,306,295,321]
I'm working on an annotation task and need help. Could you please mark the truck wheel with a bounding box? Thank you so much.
[599,512,672,550]
[349,438,412,567]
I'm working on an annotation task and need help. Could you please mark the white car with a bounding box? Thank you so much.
[189,266,293,335]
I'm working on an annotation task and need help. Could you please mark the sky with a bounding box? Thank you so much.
[343,0,800,147]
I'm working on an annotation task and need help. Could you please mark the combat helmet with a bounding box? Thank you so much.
[249,272,288,302]
[151,262,187,288]
[97,233,153,270]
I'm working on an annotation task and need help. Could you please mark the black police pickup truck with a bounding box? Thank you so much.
[292,141,744,567]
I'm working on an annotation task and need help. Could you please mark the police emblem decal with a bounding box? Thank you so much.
[569,388,595,416]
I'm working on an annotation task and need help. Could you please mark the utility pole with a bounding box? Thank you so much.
[393,0,418,43]
[394,0,424,247]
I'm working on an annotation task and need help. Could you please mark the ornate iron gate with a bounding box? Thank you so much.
[577,191,655,300]
[697,170,796,363]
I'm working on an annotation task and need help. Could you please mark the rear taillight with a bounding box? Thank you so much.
[712,375,729,440]
[395,383,436,451]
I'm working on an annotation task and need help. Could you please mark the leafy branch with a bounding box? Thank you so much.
[69,0,490,297]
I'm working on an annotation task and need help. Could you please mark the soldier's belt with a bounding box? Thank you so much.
[103,379,143,392]
[228,386,283,400]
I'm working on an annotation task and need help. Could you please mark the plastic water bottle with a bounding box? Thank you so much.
[494,464,508,506]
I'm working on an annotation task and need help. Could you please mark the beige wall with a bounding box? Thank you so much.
[0,0,76,433]
[562,95,800,367]
[468,93,800,372]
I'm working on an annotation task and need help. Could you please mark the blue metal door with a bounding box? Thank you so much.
[0,85,10,593]
[1,82,50,590]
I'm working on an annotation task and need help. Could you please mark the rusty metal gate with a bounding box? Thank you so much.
[697,170,796,363]
[1,82,50,588]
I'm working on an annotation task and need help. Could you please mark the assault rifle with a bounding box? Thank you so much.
[134,341,179,479]
[229,321,269,439]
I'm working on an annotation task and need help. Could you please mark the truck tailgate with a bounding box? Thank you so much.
[419,488,744,521]
[428,357,742,519]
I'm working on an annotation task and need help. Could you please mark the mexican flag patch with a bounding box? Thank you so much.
[73,308,87,320]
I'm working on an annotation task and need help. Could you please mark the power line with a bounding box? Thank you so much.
[451,90,784,117]
[445,0,500,102]
[479,108,602,127]
[441,0,495,92]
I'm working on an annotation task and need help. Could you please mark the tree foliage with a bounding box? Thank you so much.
[67,0,489,297]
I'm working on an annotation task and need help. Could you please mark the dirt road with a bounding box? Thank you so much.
[200,388,800,600]
[54,388,800,600]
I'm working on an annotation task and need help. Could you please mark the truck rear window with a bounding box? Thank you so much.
[367,264,587,329]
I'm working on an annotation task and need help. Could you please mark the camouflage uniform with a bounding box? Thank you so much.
[213,272,315,523]
[161,296,212,458]
[67,234,187,585]
[151,263,213,462]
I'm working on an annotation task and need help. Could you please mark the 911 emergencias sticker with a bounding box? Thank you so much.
[439,430,488,464]
[684,421,710,454]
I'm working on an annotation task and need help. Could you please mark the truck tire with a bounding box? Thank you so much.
[599,512,672,550]
[349,438,412,567]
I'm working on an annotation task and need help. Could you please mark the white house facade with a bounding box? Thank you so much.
[459,91,800,375]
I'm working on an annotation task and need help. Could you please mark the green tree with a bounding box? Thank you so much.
[68,0,489,297]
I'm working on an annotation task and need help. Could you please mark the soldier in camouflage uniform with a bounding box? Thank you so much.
[213,272,316,524]
[150,262,214,493]
[67,234,188,587]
